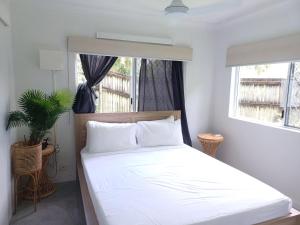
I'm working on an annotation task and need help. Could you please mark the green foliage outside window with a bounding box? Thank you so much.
[111,58,132,75]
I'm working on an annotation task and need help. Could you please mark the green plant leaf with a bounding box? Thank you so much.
[6,111,29,130]
[7,89,73,145]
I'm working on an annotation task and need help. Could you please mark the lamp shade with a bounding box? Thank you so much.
[39,49,64,71]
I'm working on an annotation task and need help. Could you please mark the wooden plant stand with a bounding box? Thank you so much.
[24,145,56,200]
[13,142,42,213]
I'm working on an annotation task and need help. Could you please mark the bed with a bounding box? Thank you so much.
[74,111,300,225]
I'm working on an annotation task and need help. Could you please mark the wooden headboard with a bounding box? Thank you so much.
[74,111,181,163]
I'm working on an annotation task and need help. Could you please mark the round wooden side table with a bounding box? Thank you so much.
[197,133,224,158]
[24,144,56,200]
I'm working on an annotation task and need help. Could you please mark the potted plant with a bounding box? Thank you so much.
[7,89,73,173]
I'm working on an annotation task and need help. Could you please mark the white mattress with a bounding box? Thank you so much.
[81,145,292,225]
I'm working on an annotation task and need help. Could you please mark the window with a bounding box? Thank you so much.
[75,55,141,113]
[231,62,300,129]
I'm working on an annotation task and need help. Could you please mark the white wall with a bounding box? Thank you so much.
[0,0,15,224]
[211,0,300,209]
[10,0,215,182]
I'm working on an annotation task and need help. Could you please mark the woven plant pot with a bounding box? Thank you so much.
[12,142,42,175]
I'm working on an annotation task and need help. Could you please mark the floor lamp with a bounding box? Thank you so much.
[39,49,64,147]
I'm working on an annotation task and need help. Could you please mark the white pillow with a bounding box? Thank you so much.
[137,117,184,147]
[86,121,137,153]
[164,115,175,122]
[175,119,184,144]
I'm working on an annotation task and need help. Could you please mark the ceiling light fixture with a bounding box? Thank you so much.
[165,0,189,15]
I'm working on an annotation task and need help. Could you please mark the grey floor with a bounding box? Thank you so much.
[10,181,86,225]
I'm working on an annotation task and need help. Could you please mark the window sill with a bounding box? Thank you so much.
[228,115,300,134]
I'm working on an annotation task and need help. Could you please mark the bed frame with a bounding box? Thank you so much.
[74,111,300,225]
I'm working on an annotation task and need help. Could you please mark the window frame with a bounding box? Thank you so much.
[230,62,300,130]
[283,63,294,127]
[74,54,140,113]
[130,58,138,112]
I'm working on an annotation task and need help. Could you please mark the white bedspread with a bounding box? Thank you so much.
[81,145,292,225]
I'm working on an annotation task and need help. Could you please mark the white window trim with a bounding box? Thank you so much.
[229,67,240,117]
[284,63,295,127]
[228,116,300,135]
[130,58,138,112]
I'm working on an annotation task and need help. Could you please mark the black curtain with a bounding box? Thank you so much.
[138,59,174,111]
[138,59,192,146]
[172,61,192,146]
[73,54,117,113]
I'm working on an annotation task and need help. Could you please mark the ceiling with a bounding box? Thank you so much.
[51,0,286,24]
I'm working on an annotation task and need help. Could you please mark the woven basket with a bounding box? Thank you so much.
[12,142,42,175]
